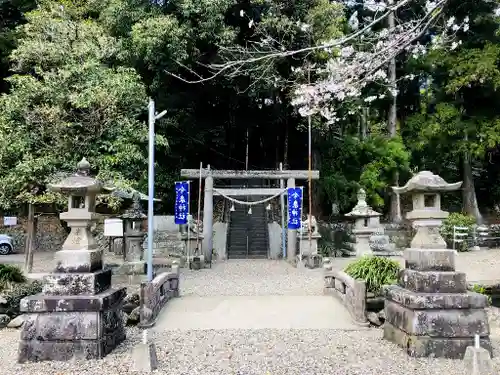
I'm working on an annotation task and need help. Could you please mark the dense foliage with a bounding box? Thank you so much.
[0,264,26,284]
[0,0,499,219]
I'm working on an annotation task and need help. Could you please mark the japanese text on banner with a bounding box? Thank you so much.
[174,181,190,225]
[287,187,302,229]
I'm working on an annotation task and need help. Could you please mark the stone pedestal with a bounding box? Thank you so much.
[298,234,320,256]
[384,171,490,359]
[352,228,377,256]
[19,245,127,362]
[297,233,322,269]
[181,234,203,258]
[18,158,126,363]
[383,249,491,358]
[19,286,126,362]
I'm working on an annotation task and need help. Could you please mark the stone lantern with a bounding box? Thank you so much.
[383,171,491,358]
[345,188,383,256]
[393,170,462,249]
[116,192,147,275]
[18,158,126,363]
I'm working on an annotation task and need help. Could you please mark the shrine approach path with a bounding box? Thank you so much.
[154,259,360,330]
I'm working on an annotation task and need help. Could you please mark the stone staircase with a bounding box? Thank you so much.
[227,196,269,259]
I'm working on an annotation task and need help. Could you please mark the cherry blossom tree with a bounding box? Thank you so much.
[179,0,481,126]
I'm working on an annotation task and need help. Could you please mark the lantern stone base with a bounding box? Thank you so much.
[54,249,103,273]
[352,232,374,257]
[18,287,126,363]
[298,234,321,256]
[383,248,491,359]
[383,320,491,359]
[181,236,203,257]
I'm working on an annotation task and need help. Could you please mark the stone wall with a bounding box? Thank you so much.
[324,269,369,326]
[0,215,67,253]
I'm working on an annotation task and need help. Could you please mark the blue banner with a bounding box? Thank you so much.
[287,187,302,229]
[174,181,189,225]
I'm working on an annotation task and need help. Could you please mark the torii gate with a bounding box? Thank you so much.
[181,166,320,262]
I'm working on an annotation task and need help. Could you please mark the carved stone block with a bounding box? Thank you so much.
[54,249,103,273]
[385,299,490,337]
[42,268,112,295]
[18,288,126,363]
[398,269,467,294]
[383,321,492,359]
[404,248,456,272]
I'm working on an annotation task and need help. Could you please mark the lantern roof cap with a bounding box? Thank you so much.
[392,171,462,194]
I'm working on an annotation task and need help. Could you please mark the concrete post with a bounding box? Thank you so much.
[202,174,214,262]
[287,177,296,262]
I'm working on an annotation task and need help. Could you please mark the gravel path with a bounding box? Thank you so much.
[180,259,324,296]
[4,248,500,282]
[3,326,500,375]
[2,258,500,374]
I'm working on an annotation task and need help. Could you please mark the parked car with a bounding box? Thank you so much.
[0,234,13,255]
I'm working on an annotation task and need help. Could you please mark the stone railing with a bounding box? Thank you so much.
[138,265,180,328]
[324,270,369,326]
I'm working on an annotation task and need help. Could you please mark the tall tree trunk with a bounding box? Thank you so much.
[387,0,402,223]
[283,121,289,169]
[462,133,483,223]
[360,107,368,140]
[312,134,322,218]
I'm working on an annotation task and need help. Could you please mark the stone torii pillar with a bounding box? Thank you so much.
[202,172,213,263]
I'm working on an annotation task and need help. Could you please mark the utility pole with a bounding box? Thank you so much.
[387,0,402,223]
[147,98,167,282]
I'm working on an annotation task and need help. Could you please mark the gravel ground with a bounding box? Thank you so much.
[2,324,500,375]
[4,248,500,282]
[2,256,500,374]
[180,260,324,297]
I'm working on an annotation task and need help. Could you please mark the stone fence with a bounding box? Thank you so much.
[324,269,369,326]
[138,265,180,328]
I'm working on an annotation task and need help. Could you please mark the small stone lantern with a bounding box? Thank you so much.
[117,192,147,275]
[384,171,491,358]
[345,188,383,256]
[18,158,126,363]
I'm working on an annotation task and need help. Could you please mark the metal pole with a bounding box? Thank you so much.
[147,98,155,281]
[279,163,286,258]
[147,98,167,282]
[307,65,312,254]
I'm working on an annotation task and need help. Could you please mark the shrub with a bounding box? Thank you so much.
[318,223,355,257]
[0,280,43,318]
[469,284,492,305]
[0,264,26,284]
[344,256,401,295]
[440,213,476,251]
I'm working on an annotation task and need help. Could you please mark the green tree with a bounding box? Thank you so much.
[0,3,164,209]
